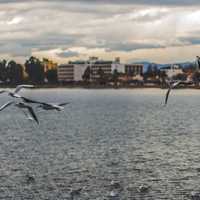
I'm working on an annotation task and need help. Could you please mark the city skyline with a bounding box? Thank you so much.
[1,0,200,64]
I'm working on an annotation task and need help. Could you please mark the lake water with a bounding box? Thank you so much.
[0,88,200,199]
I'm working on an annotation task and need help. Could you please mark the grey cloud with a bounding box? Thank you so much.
[0,43,31,57]
[104,42,164,52]
[39,0,200,6]
[178,36,200,45]
[0,0,134,18]
[56,50,79,58]
[0,0,199,61]
[0,33,80,57]
[1,0,200,6]
[132,11,169,23]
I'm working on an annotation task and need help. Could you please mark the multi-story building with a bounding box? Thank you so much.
[57,57,143,83]
[57,64,74,82]
[125,64,143,76]
[58,58,119,83]
[90,60,112,81]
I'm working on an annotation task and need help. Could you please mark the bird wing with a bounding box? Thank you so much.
[14,85,34,94]
[21,109,34,121]
[164,80,181,105]
[21,96,43,104]
[0,101,14,111]
[165,87,171,105]
[22,96,68,110]
[21,96,53,107]
[58,102,70,106]
[172,80,182,88]
[25,105,39,124]
[0,90,8,94]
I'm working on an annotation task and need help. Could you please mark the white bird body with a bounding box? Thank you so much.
[0,85,34,99]
[14,85,34,94]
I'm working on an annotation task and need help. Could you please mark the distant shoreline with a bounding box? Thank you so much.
[0,84,200,89]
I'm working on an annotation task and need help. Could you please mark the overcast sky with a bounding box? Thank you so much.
[1,0,200,64]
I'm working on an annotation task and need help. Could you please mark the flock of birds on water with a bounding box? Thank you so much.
[0,85,69,124]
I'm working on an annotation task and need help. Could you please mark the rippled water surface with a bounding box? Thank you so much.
[0,88,200,199]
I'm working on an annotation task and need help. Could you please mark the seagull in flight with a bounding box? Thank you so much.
[0,101,39,124]
[0,85,34,98]
[37,102,70,111]
[19,97,70,111]
[164,80,182,105]
[164,79,193,105]
[0,84,69,110]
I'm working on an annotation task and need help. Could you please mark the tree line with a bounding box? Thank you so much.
[1,57,199,87]
[82,62,200,87]
[0,56,57,85]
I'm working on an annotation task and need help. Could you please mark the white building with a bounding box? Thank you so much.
[160,64,183,78]
[57,64,74,82]
[74,64,88,81]
[57,61,88,82]
[111,63,125,73]
[57,57,144,83]
[58,57,126,82]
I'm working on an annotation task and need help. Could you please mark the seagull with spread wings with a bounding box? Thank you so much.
[164,79,193,105]
[164,80,182,105]
[0,85,34,98]
[0,101,39,124]
[37,102,70,111]
[22,97,70,111]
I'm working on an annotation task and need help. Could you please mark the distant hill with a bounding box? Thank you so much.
[132,61,195,72]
